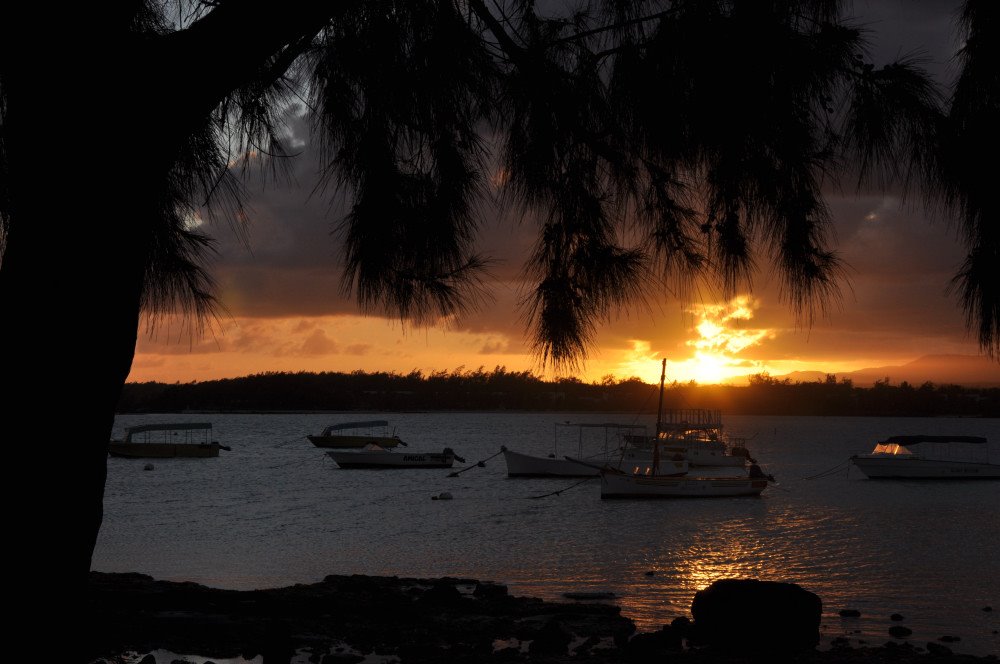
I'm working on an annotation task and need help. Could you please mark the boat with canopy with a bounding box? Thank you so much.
[851,435,999,479]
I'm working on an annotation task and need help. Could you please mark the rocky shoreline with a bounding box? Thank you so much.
[86,572,996,663]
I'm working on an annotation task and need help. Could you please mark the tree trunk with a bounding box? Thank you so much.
[1,67,156,660]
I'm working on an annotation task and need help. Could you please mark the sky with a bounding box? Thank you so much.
[129,1,1000,387]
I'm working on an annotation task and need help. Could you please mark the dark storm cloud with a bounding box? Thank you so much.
[848,0,961,84]
[202,108,536,334]
[194,3,980,363]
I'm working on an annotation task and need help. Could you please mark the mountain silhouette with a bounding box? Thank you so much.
[772,354,1000,387]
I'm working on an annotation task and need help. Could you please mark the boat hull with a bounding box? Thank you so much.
[600,472,767,498]
[326,450,453,468]
[503,449,599,477]
[308,435,402,448]
[108,443,221,459]
[851,457,1000,479]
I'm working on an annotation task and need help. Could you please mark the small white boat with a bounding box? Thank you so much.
[503,422,649,477]
[600,466,770,499]
[308,420,405,448]
[108,423,230,459]
[326,444,463,469]
[503,448,597,477]
[851,435,999,479]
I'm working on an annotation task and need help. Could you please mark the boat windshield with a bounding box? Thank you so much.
[872,438,990,463]
[871,442,913,455]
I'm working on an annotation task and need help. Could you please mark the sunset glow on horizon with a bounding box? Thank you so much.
[125,290,980,387]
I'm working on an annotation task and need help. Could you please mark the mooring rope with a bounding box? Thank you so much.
[447,446,508,477]
[802,458,852,480]
[272,434,307,448]
[527,476,597,499]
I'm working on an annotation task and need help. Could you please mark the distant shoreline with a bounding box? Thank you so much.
[114,409,999,418]
[116,371,1000,417]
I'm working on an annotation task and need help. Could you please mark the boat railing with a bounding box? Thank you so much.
[656,408,723,433]
[123,423,213,444]
[554,422,648,458]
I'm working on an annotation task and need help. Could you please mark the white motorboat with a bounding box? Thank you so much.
[637,408,752,468]
[851,435,999,479]
[326,444,463,469]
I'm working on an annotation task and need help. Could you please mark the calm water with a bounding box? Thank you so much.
[95,413,999,656]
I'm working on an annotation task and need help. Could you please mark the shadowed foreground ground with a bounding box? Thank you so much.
[87,572,996,663]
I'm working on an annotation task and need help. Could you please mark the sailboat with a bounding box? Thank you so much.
[598,360,772,499]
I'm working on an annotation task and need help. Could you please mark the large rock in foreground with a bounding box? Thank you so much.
[690,579,821,653]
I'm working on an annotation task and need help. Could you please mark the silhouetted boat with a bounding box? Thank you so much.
[592,359,771,498]
[851,435,1000,479]
[623,409,753,468]
[326,444,463,469]
[599,467,770,498]
[108,423,230,458]
[502,422,652,477]
[307,420,405,448]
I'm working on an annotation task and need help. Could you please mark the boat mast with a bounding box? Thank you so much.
[655,358,666,436]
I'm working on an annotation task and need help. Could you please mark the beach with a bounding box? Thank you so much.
[87,572,996,663]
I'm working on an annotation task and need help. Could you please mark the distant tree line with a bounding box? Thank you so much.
[118,368,1000,417]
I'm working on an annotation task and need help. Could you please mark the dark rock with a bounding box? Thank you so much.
[473,582,508,600]
[624,625,683,660]
[528,619,573,656]
[890,613,905,621]
[492,646,520,661]
[321,655,364,664]
[397,642,448,662]
[172,660,196,664]
[644,571,655,576]
[138,656,156,664]
[572,635,601,655]
[839,609,862,618]
[927,642,954,656]
[259,620,294,664]
[613,622,636,649]
[690,579,822,653]
[983,606,993,612]
[940,635,961,643]
[513,618,543,641]
[889,625,913,638]
[418,581,463,606]
[669,616,692,639]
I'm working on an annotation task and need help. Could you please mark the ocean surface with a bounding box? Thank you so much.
[95,413,999,656]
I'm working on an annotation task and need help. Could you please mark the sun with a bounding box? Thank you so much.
[610,296,774,385]
[684,351,730,384]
